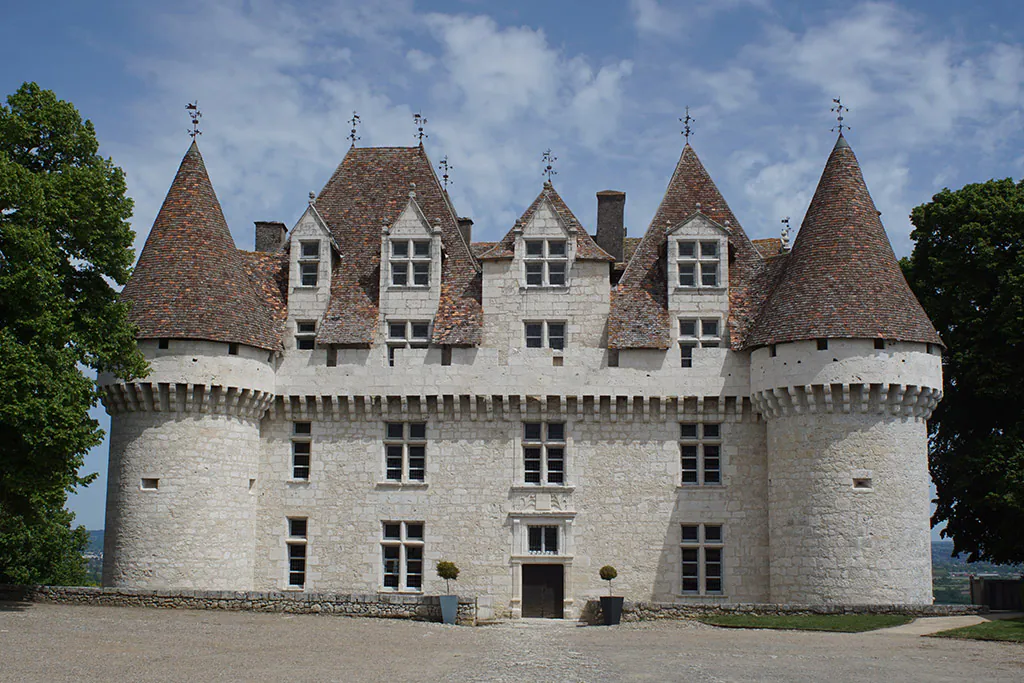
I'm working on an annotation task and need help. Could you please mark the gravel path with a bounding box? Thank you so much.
[2,602,1022,682]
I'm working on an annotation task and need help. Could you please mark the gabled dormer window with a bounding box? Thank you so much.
[677,240,720,288]
[524,239,567,287]
[390,239,430,287]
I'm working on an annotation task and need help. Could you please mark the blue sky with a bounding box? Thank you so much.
[2,0,1022,531]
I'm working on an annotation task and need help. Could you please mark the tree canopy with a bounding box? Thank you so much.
[0,83,148,584]
[904,177,1024,564]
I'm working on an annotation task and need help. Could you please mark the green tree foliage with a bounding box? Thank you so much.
[903,177,1024,564]
[0,83,148,584]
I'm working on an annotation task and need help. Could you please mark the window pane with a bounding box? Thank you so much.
[528,527,542,553]
[289,519,307,538]
[680,423,698,439]
[525,240,544,257]
[681,445,698,484]
[386,445,403,480]
[705,525,723,543]
[293,422,312,436]
[297,322,316,334]
[406,523,424,541]
[392,263,408,285]
[701,341,720,349]
[701,263,718,287]
[681,525,699,543]
[680,343,695,368]
[300,263,318,286]
[678,264,695,287]
[389,323,407,340]
[547,323,565,350]
[413,262,429,286]
[301,241,320,259]
[525,263,543,285]
[703,424,720,439]
[383,523,401,540]
[524,447,542,483]
[293,457,310,480]
[678,241,695,258]
[413,241,430,257]
[547,240,566,257]
[544,526,558,554]
[701,319,719,337]
[386,423,404,439]
[392,241,408,257]
[547,447,564,484]
[546,422,565,441]
[292,441,311,456]
[523,423,542,441]
[525,323,543,348]
[409,423,426,440]
[700,241,718,258]
[297,338,315,351]
[411,323,430,340]
[548,263,566,286]
[408,446,425,481]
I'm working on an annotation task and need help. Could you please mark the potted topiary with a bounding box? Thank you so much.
[599,565,624,625]
[436,560,460,625]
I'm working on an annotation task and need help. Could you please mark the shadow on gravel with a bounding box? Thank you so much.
[0,600,33,612]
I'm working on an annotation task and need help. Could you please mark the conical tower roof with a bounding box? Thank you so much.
[745,135,941,347]
[608,143,761,348]
[122,141,281,350]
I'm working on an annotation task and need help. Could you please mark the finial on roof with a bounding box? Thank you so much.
[542,149,558,182]
[781,216,792,251]
[680,106,695,143]
[831,97,850,135]
[695,202,702,213]
[309,191,317,205]
[186,101,202,140]
[409,181,416,199]
[438,155,453,190]
[347,111,361,147]
[413,112,428,144]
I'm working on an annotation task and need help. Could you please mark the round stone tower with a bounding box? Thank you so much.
[100,142,281,590]
[747,135,944,605]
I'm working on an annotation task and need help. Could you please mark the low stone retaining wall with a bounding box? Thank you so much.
[0,585,476,625]
[580,600,985,624]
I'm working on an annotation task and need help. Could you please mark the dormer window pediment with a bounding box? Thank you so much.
[667,214,729,292]
[382,199,442,291]
[516,198,575,289]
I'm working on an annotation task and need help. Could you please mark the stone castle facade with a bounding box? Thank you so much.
[99,131,944,619]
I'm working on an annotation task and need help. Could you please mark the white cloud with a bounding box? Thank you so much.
[630,0,770,36]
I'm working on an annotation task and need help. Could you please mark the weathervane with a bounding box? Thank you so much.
[347,111,361,147]
[438,155,453,190]
[680,106,695,142]
[781,216,792,251]
[186,101,202,140]
[542,149,557,182]
[831,97,850,134]
[413,112,428,143]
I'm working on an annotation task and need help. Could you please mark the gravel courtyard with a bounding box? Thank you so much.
[1,602,1021,682]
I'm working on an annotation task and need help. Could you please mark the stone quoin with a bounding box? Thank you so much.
[99,131,943,621]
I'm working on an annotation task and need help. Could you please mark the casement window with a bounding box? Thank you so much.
[381,521,424,592]
[523,239,568,287]
[679,423,722,485]
[678,318,721,368]
[676,240,720,288]
[299,240,321,287]
[386,320,430,366]
[291,421,312,480]
[295,321,316,350]
[681,523,723,595]
[522,422,566,485]
[390,239,430,287]
[384,422,426,482]
[524,321,566,350]
[286,517,308,589]
[527,525,560,555]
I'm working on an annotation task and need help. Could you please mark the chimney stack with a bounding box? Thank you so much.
[457,216,474,246]
[595,190,625,262]
[254,221,287,253]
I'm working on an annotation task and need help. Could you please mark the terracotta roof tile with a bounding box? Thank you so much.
[470,242,496,259]
[751,237,784,258]
[746,136,941,347]
[314,146,482,346]
[608,144,762,349]
[121,142,282,350]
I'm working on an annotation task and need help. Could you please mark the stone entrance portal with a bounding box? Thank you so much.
[522,564,564,618]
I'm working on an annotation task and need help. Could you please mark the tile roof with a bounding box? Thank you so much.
[751,237,784,258]
[745,136,942,348]
[470,242,496,259]
[608,144,763,349]
[478,183,615,262]
[121,142,282,350]
[239,249,289,343]
[314,145,482,346]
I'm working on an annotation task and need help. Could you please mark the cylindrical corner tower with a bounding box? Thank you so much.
[751,340,942,604]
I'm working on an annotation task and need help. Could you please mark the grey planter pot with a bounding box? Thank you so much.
[600,596,624,625]
[439,595,458,624]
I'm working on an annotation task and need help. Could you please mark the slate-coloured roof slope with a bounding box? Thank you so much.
[121,142,282,350]
[314,145,482,346]
[746,136,941,348]
[608,144,762,349]
[478,183,615,262]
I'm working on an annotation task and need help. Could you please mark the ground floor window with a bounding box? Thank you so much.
[681,523,723,595]
[528,525,559,555]
[382,521,424,591]
[287,517,308,588]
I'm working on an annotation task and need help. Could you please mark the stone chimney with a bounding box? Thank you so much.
[595,190,625,262]
[457,217,473,246]
[254,221,287,253]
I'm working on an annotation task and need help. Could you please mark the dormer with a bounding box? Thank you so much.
[378,192,443,334]
[287,202,336,295]
[513,194,576,290]
[666,210,731,294]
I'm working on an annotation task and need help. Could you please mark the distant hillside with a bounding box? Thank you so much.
[932,539,1023,575]
[86,529,104,555]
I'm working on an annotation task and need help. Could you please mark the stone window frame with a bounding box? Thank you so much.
[527,524,560,555]
[521,421,567,486]
[381,521,424,593]
[298,239,321,288]
[523,238,568,288]
[386,319,431,367]
[286,517,308,590]
[678,317,722,368]
[675,239,721,289]
[291,421,312,481]
[389,238,431,288]
[678,422,722,486]
[383,422,427,483]
[524,320,566,351]
[295,320,316,350]
[680,523,724,596]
